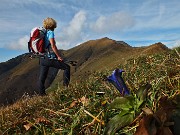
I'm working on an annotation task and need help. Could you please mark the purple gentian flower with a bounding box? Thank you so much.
[107,69,130,96]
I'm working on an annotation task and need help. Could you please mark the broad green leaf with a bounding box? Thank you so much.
[108,96,134,111]
[104,112,134,135]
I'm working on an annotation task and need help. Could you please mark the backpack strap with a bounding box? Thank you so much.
[28,33,32,53]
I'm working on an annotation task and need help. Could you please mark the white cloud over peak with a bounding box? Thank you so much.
[90,11,135,33]
[58,10,87,49]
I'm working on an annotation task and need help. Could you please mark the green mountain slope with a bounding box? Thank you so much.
[0,37,170,106]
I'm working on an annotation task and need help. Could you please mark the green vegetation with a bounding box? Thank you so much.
[0,48,179,135]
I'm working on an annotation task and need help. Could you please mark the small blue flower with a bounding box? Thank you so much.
[107,69,130,96]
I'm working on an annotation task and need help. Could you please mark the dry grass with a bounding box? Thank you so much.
[0,47,179,135]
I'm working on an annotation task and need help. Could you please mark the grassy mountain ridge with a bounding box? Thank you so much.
[0,37,170,106]
[0,47,179,135]
[62,38,170,81]
[0,53,27,75]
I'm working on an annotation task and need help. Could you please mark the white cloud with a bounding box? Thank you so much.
[90,11,135,33]
[131,0,180,31]
[4,10,87,51]
[170,40,180,48]
[156,39,180,49]
[174,40,180,47]
[6,35,29,51]
[57,10,87,49]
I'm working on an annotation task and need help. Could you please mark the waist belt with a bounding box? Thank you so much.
[40,52,57,60]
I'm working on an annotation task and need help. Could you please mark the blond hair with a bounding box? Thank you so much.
[43,17,57,30]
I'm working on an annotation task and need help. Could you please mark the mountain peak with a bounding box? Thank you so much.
[142,42,169,54]
[83,37,131,48]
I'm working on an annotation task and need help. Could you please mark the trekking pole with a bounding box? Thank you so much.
[27,52,78,67]
[64,60,77,67]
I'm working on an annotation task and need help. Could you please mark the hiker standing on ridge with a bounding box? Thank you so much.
[38,17,70,95]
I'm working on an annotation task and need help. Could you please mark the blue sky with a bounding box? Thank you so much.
[0,0,180,62]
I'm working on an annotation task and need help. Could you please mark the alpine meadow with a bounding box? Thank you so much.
[0,37,180,135]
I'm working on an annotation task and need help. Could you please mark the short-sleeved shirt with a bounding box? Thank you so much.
[44,30,55,49]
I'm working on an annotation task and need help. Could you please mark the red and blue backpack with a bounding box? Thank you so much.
[28,27,46,54]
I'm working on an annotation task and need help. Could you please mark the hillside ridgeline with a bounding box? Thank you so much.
[0,37,170,106]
